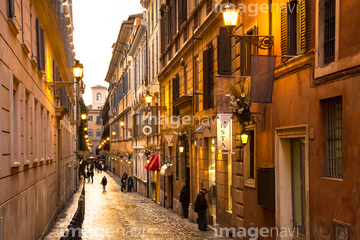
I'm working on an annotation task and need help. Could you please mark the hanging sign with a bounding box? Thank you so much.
[217,113,233,129]
[164,134,173,144]
[217,119,232,151]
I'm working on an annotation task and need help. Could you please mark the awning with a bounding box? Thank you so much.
[160,164,173,176]
[145,154,159,171]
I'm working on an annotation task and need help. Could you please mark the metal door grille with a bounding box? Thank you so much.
[324,0,336,64]
[326,97,342,179]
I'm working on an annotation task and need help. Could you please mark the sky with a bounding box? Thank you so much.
[72,0,143,106]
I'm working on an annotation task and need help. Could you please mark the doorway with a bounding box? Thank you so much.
[207,138,216,226]
[275,126,309,240]
[291,139,306,235]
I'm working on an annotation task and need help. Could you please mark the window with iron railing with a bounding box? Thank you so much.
[325,97,342,179]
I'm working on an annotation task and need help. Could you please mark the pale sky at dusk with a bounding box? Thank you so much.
[72,0,142,105]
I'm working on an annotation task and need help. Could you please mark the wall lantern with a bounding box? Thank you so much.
[120,121,125,127]
[85,135,88,139]
[73,59,84,79]
[146,158,150,164]
[222,3,239,28]
[106,137,110,141]
[84,127,88,131]
[81,113,87,120]
[240,129,249,146]
[145,91,152,106]
[179,146,184,153]
[112,131,116,136]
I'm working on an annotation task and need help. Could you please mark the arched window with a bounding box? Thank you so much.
[96,93,101,101]
[88,129,93,137]
[96,129,101,137]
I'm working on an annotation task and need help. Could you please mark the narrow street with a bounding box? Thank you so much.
[44,172,229,240]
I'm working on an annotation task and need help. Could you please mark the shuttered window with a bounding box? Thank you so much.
[172,75,180,116]
[194,10,199,30]
[203,45,214,110]
[8,0,15,18]
[324,0,335,64]
[36,18,45,72]
[280,0,307,62]
[160,16,167,53]
[240,27,257,76]
[217,27,231,75]
[178,0,187,31]
[206,0,213,15]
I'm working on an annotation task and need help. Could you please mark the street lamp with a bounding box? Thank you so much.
[179,146,184,153]
[112,131,116,136]
[146,158,150,164]
[222,3,239,28]
[81,113,87,120]
[240,129,249,146]
[85,135,88,139]
[120,121,125,127]
[84,127,88,131]
[73,60,84,79]
[145,91,152,107]
[107,137,110,141]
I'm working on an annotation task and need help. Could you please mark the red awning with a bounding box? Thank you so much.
[145,155,154,170]
[147,154,159,171]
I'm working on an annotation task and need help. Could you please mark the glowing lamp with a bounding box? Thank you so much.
[223,3,239,27]
[179,146,184,153]
[240,129,249,146]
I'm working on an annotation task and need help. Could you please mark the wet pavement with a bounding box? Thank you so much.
[44,172,230,240]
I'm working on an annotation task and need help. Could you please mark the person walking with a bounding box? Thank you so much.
[121,174,127,192]
[101,176,107,191]
[127,176,133,192]
[178,182,190,218]
[194,188,208,231]
[90,171,94,183]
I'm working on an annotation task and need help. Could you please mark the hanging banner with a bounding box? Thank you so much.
[217,113,233,129]
[164,134,173,144]
[217,119,232,151]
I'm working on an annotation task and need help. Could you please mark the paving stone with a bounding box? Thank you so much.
[44,172,230,240]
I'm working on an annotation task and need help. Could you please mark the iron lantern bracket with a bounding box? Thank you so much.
[47,81,79,91]
[231,35,274,50]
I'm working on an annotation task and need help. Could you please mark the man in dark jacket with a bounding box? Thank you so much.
[121,174,127,192]
[101,176,107,191]
[178,182,190,218]
[194,188,208,231]
[127,176,133,192]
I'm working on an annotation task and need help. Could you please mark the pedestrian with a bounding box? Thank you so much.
[178,182,190,218]
[123,171,128,180]
[127,176,133,192]
[194,188,208,231]
[121,174,127,192]
[90,171,94,183]
[101,176,107,191]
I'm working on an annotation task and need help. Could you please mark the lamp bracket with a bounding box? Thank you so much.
[47,81,78,91]
[231,35,274,50]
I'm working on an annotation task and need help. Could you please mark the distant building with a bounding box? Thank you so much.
[88,85,107,154]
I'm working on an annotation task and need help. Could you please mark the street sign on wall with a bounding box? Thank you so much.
[217,119,232,151]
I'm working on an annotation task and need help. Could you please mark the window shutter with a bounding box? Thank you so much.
[300,0,307,53]
[203,45,213,110]
[160,16,166,53]
[240,39,246,76]
[40,27,45,71]
[217,27,231,75]
[178,0,183,32]
[172,75,179,116]
[280,7,288,61]
[194,10,199,29]
[8,0,15,18]
[206,0,213,15]
[36,18,42,70]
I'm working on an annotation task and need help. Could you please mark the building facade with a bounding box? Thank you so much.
[0,0,81,239]
[87,85,106,154]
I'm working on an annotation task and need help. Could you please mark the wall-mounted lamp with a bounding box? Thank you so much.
[81,113,87,120]
[179,146,184,153]
[222,3,239,28]
[120,121,125,127]
[240,129,249,146]
[211,146,216,153]
[112,131,116,136]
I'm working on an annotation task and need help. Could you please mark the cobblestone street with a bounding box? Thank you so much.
[44,172,229,240]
